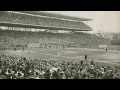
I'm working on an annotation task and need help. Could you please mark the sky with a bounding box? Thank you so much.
[45,11,120,33]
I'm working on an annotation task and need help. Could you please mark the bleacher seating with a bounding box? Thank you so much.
[0,11,92,30]
[0,30,111,49]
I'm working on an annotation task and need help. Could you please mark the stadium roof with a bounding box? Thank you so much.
[18,11,92,21]
[0,22,92,31]
[0,11,93,31]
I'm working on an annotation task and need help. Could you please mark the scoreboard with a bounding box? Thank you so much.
[28,43,40,49]
[99,45,107,49]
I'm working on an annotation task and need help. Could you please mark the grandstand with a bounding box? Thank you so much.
[0,11,92,31]
[0,11,120,79]
[0,11,111,49]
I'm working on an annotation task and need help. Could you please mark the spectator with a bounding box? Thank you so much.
[14,47,16,51]
[85,55,88,60]
[0,48,118,79]
[106,48,107,52]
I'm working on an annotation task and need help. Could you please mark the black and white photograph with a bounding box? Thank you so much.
[0,11,120,79]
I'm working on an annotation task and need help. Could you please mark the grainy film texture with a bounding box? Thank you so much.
[0,11,120,79]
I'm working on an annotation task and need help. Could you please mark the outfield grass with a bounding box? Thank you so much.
[0,47,120,66]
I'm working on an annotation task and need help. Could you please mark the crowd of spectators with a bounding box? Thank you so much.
[0,30,111,49]
[0,54,120,79]
[0,11,111,49]
[0,11,92,30]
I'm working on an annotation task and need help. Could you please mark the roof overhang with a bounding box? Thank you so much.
[16,11,93,21]
[0,22,92,31]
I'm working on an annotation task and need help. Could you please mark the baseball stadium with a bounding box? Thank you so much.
[0,11,120,79]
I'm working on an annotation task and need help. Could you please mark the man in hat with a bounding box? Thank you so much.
[91,59,94,65]
[15,71,24,79]
[14,47,16,51]
[63,68,71,79]
[44,69,51,79]
[106,48,107,52]
[23,46,25,52]
[85,54,88,60]
[52,70,61,79]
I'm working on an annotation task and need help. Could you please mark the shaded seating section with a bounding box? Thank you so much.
[0,30,111,49]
